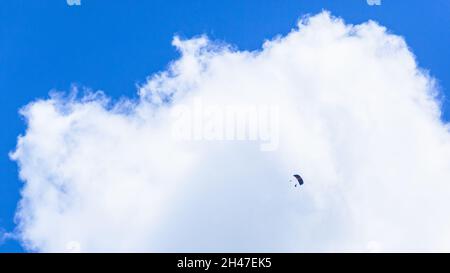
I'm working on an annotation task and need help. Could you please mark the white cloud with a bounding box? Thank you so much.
[11,11,450,252]
[0,230,5,245]
[0,230,14,246]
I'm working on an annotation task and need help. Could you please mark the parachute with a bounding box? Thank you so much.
[293,174,304,187]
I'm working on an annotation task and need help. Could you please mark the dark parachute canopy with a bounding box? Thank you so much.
[293,174,304,187]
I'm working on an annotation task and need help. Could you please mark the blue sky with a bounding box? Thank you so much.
[0,0,449,252]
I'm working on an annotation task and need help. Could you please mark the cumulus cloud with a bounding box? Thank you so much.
[11,11,450,252]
